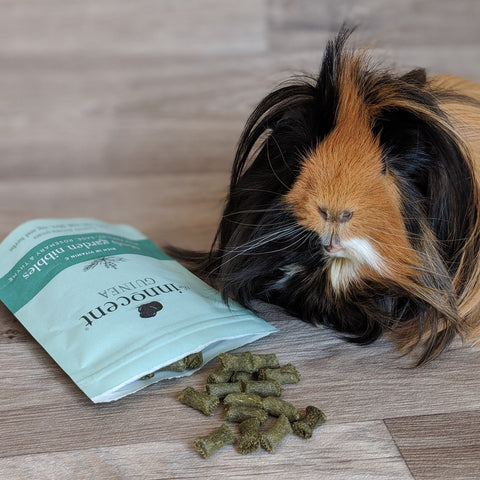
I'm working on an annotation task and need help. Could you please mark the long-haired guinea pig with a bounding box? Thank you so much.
[171,27,480,365]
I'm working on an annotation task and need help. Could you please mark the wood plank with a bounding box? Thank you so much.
[268,0,480,51]
[1,0,478,178]
[385,411,480,480]
[0,0,267,57]
[0,51,319,178]
[0,173,229,250]
[0,422,414,480]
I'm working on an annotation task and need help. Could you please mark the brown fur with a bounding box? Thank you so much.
[171,33,480,364]
[285,53,480,360]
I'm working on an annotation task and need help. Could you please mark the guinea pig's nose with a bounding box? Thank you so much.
[323,234,342,253]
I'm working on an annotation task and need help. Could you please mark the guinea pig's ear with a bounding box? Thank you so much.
[276,109,306,130]
[400,68,427,86]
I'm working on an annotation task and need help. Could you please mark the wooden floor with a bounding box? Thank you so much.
[1,1,480,479]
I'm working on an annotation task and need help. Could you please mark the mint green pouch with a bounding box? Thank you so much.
[0,218,276,402]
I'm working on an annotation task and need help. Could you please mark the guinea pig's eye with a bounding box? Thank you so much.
[339,210,354,223]
[318,207,329,220]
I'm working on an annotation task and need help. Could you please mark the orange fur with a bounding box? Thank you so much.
[285,54,480,360]
[178,30,480,365]
[285,56,418,287]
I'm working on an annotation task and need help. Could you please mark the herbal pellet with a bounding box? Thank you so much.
[258,364,301,384]
[242,380,282,397]
[237,417,262,454]
[159,352,203,372]
[219,352,280,373]
[224,405,268,424]
[178,351,328,458]
[160,358,186,372]
[260,414,292,453]
[219,352,256,372]
[193,423,235,458]
[223,392,264,409]
[251,353,280,370]
[185,352,204,370]
[205,382,242,399]
[262,396,300,421]
[230,371,252,383]
[292,406,327,439]
[207,365,232,384]
[178,386,219,416]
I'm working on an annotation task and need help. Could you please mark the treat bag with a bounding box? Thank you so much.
[0,218,277,402]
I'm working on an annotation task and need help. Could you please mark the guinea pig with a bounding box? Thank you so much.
[172,26,480,365]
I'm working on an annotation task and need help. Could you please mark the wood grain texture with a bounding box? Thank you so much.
[0,1,480,479]
[1,0,479,178]
[385,411,480,480]
[0,422,415,480]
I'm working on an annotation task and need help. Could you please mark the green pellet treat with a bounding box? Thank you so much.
[262,396,301,421]
[242,380,282,397]
[292,406,327,439]
[258,364,301,384]
[160,357,186,372]
[224,405,269,424]
[230,371,252,382]
[161,352,204,372]
[178,351,328,458]
[178,386,219,416]
[260,414,293,453]
[184,352,204,370]
[207,365,232,384]
[219,352,280,373]
[237,417,262,455]
[219,352,256,372]
[223,392,264,409]
[250,353,280,370]
[193,423,235,458]
[205,382,242,399]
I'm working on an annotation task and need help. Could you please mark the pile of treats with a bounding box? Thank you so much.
[178,351,326,458]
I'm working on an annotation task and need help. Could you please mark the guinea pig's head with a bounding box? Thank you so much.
[284,92,416,293]
[208,27,480,364]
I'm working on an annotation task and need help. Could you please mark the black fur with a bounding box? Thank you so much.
[170,27,480,364]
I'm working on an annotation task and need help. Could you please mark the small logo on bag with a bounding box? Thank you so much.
[138,301,163,318]
[83,256,126,271]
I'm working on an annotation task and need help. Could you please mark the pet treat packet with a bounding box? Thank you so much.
[0,218,277,402]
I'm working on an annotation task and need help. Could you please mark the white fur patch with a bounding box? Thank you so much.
[328,238,386,291]
[271,264,305,290]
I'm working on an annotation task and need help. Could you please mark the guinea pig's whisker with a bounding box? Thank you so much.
[215,225,307,271]
[266,138,290,191]
[269,134,293,173]
[221,207,286,218]
[237,187,289,196]
[224,225,299,253]
[241,232,311,257]
[363,235,452,280]
[363,234,424,259]
[365,224,424,239]
[224,219,293,228]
